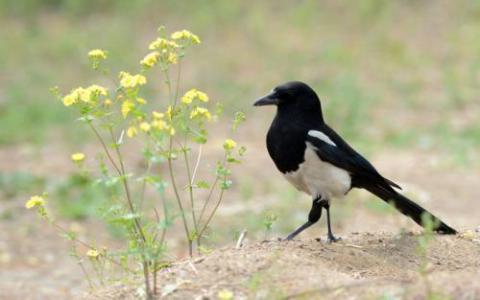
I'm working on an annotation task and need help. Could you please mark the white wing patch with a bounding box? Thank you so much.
[308,130,336,147]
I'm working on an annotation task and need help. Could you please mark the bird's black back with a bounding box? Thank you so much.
[266,107,399,191]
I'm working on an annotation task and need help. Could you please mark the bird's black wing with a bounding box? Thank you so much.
[305,132,400,190]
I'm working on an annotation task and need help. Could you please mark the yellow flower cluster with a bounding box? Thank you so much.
[126,108,177,138]
[147,38,179,66]
[153,109,175,135]
[181,89,209,104]
[151,111,168,130]
[171,30,201,44]
[119,72,147,89]
[223,139,237,150]
[62,85,108,106]
[148,38,179,51]
[25,195,46,209]
[190,107,212,121]
[139,122,151,132]
[88,49,107,60]
[127,126,138,138]
[71,152,85,162]
[121,100,135,118]
[140,51,160,68]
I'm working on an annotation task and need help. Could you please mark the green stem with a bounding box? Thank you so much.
[167,140,192,256]
[163,64,193,256]
[197,154,229,241]
[197,153,227,224]
[88,122,121,175]
[183,147,198,234]
[139,161,152,210]
[198,175,227,238]
[108,127,147,243]
[173,61,182,107]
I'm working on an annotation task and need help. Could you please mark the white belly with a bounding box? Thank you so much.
[284,144,351,200]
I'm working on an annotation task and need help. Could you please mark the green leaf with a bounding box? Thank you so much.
[220,180,233,190]
[227,155,241,164]
[62,231,77,241]
[195,180,210,189]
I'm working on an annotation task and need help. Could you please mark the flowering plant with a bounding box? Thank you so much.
[29,27,245,298]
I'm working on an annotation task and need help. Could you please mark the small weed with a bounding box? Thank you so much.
[27,27,246,299]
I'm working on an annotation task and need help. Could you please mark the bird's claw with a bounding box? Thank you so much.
[327,235,341,243]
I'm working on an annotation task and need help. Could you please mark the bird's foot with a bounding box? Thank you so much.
[327,234,341,243]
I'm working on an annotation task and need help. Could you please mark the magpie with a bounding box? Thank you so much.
[254,81,457,242]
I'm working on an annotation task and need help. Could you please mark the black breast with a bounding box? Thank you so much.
[266,117,307,174]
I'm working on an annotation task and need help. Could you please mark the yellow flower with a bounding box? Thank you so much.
[119,72,147,89]
[25,195,46,209]
[76,88,91,103]
[62,93,77,106]
[140,51,160,68]
[171,30,201,44]
[169,126,176,136]
[104,99,113,106]
[139,122,151,132]
[136,97,147,105]
[148,38,179,50]
[71,152,85,162]
[196,91,209,102]
[223,139,237,150]
[62,87,85,106]
[62,85,107,106]
[88,49,107,60]
[181,89,196,104]
[167,52,178,64]
[181,89,209,104]
[86,84,108,96]
[121,100,135,118]
[127,126,138,138]
[86,249,100,258]
[152,111,164,119]
[152,119,167,130]
[166,105,174,120]
[190,107,212,121]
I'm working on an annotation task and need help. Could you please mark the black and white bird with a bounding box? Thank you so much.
[254,81,456,242]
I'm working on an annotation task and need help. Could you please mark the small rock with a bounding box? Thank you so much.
[460,230,475,240]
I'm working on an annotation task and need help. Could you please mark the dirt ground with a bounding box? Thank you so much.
[86,232,480,300]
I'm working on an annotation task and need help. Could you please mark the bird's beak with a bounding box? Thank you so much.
[253,92,279,106]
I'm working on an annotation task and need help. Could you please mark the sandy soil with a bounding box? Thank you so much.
[86,232,480,300]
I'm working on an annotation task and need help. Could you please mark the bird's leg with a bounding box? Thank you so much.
[285,197,323,241]
[322,201,341,243]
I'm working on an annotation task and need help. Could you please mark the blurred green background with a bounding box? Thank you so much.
[2,0,480,150]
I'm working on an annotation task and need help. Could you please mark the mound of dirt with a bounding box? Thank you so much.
[86,232,480,300]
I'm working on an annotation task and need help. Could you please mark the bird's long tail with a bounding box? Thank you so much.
[365,185,457,234]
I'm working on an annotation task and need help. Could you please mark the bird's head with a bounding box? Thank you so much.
[253,81,323,118]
